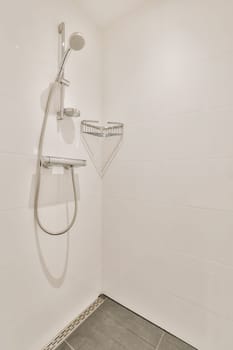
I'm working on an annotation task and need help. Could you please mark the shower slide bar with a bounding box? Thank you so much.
[57,22,85,119]
[41,156,87,169]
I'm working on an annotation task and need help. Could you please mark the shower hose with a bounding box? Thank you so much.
[34,82,78,235]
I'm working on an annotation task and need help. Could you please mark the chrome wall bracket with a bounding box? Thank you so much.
[57,22,81,120]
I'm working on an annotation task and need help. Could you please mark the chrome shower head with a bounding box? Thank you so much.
[69,32,85,51]
[56,32,85,82]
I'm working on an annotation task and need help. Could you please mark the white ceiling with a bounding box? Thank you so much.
[79,0,147,27]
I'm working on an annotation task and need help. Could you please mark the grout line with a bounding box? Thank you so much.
[104,196,233,214]
[155,331,165,350]
[65,340,76,350]
[0,150,36,158]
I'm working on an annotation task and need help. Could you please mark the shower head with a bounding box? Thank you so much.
[69,32,85,51]
[56,32,85,82]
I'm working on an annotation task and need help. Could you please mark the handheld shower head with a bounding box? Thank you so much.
[69,32,85,51]
[56,32,85,82]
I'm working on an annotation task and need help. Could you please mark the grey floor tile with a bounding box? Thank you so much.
[68,304,155,350]
[100,299,163,347]
[67,324,127,350]
[66,298,196,350]
[158,333,197,350]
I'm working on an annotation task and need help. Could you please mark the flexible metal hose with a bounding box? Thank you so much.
[34,82,78,235]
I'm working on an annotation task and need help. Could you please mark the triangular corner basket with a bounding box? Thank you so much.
[81,120,124,177]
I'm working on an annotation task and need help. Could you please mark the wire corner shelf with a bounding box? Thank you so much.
[81,120,124,138]
[80,120,124,177]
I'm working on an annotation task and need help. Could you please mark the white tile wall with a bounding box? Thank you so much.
[2,1,233,349]
[0,1,103,349]
[103,0,233,349]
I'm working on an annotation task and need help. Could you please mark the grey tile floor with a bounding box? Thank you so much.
[57,298,197,350]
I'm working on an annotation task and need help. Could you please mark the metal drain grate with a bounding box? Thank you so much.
[42,295,106,350]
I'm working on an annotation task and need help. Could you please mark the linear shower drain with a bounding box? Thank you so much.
[42,295,106,350]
